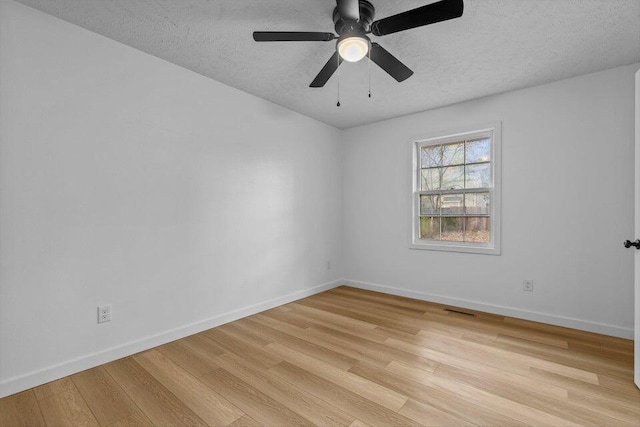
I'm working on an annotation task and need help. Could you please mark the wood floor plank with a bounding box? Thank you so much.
[266,342,409,412]
[494,333,633,379]
[108,410,153,427]
[416,330,566,379]
[385,335,531,377]
[260,307,318,329]
[596,370,640,395]
[199,368,313,426]
[434,363,631,426]
[71,366,138,426]
[0,390,46,427]
[382,337,568,401]
[349,361,526,427]
[307,324,440,373]
[371,325,436,343]
[156,338,221,377]
[33,377,75,401]
[400,328,601,385]
[257,309,428,371]
[566,389,640,425]
[269,361,419,426]
[387,360,580,426]
[215,351,356,426]
[253,312,389,368]
[216,321,275,347]
[238,316,358,370]
[528,367,640,409]
[399,398,475,426]
[301,325,395,368]
[120,374,207,427]
[2,286,637,427]
[295,297,422,335]
[203,328,282,370]
[314,291,499,343]
[183,332,227,356]
[503,316,614,345]
[599,334,634,349]
[134,349,244,426]
[258,307,390,344]
[288,301,379,331]
[313,289,496,340]
[103,357,155,391]
[329,286,437,312]
[38,383,99,427]
[226,414,261,427]
[319,289,431,318]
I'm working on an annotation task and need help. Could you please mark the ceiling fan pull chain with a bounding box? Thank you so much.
[368,49,372,98]
[337,54,341,107]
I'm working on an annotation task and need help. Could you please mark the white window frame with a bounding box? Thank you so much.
[409,122,501,255]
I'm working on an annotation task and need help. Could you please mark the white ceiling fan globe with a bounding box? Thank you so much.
[337,36,369,62]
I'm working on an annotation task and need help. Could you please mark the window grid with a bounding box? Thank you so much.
[416,137,492,243]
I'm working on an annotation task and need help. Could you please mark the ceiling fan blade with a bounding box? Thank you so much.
[310,52,343,88]
[253,32,335,42]
[369,43,413,82]
[337,0,360,21]
[370,0,463,36]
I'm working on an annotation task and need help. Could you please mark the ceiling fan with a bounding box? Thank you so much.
[253,0,464,88]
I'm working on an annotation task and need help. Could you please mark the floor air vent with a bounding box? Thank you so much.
[445,308,475,316]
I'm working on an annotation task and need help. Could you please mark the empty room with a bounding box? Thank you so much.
[1,0,639,426]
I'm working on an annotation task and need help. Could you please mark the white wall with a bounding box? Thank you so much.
[0,1,343,397]
[342,64,638,338]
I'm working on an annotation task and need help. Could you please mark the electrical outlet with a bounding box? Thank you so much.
[98,305,111,323]
[327,261,331,270]
[523,280,534,292]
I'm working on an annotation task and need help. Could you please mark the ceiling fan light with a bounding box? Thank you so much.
[337,36,369,62]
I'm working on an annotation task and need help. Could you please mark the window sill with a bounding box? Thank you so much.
[409,240,501,255]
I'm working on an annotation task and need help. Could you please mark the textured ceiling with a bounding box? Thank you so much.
[15,0,640,129]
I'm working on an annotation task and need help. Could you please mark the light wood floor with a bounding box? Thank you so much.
[1,286,638,426]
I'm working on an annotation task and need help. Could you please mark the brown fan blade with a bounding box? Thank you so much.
[253,32,335,42]
[371,0,463,36]
[310,52,343,87]
[369,43,413,82]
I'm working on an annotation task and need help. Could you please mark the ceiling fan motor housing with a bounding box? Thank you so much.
[333,0,375,34]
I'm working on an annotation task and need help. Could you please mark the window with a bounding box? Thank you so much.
[410,123,501,254]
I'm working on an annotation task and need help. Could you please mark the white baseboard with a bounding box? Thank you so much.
[343,279,633,339]
[0,279,343,399]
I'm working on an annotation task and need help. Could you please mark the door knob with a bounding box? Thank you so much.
[623,239,640,249]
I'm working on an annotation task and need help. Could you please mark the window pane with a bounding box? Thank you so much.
[442,166,465,189]
[420,195,440,215]
[440,193,463,215]
[421,169,436,191]
[465,217,490,243]
[465,193,490,215]
[421,142,464,168]
[422,166,465,191]
[442,142,464,166]
[441,217,464,242]
[420,217,440,240]
[465,163,491,189]
[466,138,491,163]
[421,145,442,168]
